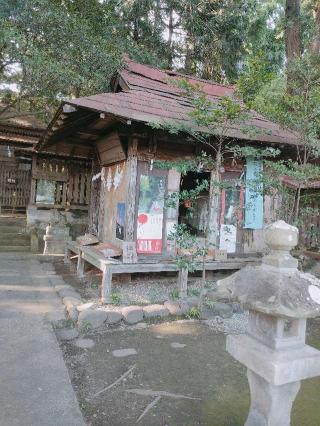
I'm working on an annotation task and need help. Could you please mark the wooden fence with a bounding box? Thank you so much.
[0,165,31,209]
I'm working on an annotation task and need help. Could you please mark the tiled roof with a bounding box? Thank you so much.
[0,103,45,130]
[51,58,301,146]
[37,59,299,149]
[0,103,45,146]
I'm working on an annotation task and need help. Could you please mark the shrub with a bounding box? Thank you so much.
[186,307,201,320]
[111,293,121,305]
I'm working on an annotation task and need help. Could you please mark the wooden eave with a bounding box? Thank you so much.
[36,103,128,160]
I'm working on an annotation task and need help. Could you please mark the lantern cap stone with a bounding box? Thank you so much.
[217,220,320,318]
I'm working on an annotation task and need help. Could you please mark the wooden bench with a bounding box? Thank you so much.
[65,241,260,303]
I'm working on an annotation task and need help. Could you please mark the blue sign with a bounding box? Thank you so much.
[244,158,263,229]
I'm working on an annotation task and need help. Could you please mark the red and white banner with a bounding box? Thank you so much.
[137,212,163,254]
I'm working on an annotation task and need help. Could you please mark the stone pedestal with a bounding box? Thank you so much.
[43,224,71,255]
[218,221,320,426]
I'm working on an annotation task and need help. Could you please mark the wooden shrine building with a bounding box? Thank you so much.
[0,103,93,249]
[35,58,301,300]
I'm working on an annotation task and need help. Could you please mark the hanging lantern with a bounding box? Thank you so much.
[184,199,192,208]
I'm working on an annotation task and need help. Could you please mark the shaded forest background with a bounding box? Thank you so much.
[0,0,319,122]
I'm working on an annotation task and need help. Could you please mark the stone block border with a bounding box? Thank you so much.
[52,282,200,330]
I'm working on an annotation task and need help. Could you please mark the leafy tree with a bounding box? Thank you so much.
[0,0,167,121]
[251,53,320,220]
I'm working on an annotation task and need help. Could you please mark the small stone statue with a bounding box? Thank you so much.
[217,220,320,426]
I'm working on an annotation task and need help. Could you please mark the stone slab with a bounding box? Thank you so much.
[65,302,79,322]
[58,288,81,300]
[56,328,79,341]
[164,300,189,316]
[122,306,144,324]
[170,342,186,349]
[131,322,148,330]
[55,284,73,292]
[104,309,123,324]
[143,304,169,318]
[78,309,108,329]
[77,302,95,312]
[63,296,81,306]
[74,338,95,349]
[112,348,137,357]
[201,302,233,320]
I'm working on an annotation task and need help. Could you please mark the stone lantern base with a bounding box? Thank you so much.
[227,333,320,426]
[218,221,320,426]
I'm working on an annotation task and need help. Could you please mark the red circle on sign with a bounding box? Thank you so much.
[138,214,148,224]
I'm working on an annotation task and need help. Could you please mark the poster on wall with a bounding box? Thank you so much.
[219,224,237,253]
[116,202,125,240]
[136,174,165,254]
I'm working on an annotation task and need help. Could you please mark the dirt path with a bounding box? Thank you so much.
[59,319,320,426]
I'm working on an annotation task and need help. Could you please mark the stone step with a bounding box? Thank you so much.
[0,218,27,226]
[0,225,26,233]
[0,233,30,240]
[0,237,30,246]
[0,246,30,252]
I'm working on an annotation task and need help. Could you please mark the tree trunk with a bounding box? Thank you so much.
[133,18,139,42]
[207,147,222,249]
[167,8,174,68]
[294,185,301,223]
[310,2,320,54]
[285,0,302,63]
[184,31,195,74]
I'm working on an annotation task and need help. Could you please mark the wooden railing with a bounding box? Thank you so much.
[30,156,92,209]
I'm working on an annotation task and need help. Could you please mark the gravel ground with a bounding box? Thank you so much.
[205,312,249,334]
[110,277,215,305]
[54,259,233,306]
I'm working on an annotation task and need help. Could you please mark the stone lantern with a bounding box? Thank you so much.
[217,220,320,426]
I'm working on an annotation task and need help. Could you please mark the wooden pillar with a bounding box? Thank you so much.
[29,155,37,205]
[123,137,138,263]
[165,169,181,255]
[125,137,138,241]
[98,167,106,241]
[64,245,71,264]
[178,267,188,298]
[101,265,113,303]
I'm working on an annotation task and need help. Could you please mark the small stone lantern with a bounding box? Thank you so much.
[217,220,320,426]
[43,210,71,255]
